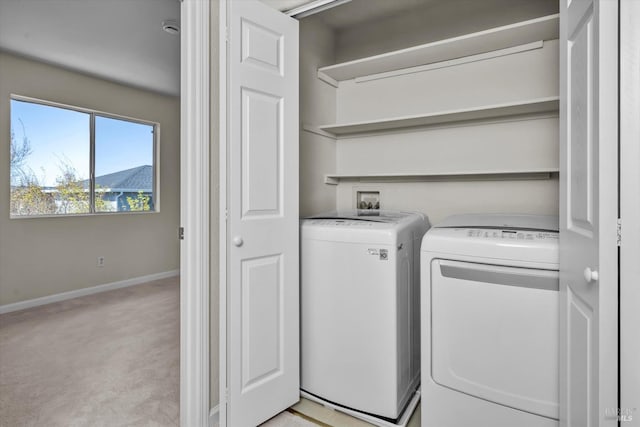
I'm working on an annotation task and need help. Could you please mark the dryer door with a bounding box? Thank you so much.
[430,259,559,419]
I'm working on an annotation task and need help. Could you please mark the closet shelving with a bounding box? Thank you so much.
[317,14,559,84]
[318,97,559,136]
[314,13,560,184]
[324,169,559,185]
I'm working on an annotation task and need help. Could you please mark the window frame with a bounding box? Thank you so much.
[9,94,160,218]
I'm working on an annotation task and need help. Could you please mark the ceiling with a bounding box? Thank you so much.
[0,0,472,96]
[0,0,181,96]
[261,0,438,29]
[261,0,315,11]
[306,0,435,29]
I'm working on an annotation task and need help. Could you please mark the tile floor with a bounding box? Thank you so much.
[260,410,320,426]
[262,398,422,427]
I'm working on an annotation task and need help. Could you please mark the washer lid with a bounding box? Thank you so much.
[434,214,559,232]
[307,210,422,224]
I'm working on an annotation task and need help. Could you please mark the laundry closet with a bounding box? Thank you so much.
[293,1,561,426]
[296,0,560,223]
[215,0,621,426]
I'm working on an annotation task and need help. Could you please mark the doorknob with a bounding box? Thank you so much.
[233,236,244,247]
[583,267,599,283]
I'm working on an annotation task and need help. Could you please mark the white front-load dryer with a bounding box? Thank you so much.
[421,214,559,427]
[301,210,429,422]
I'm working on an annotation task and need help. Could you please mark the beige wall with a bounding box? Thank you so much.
[0,52,180,306]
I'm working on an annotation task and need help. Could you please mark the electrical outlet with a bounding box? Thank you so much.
[97,256,105,267]
[356,191,380,210]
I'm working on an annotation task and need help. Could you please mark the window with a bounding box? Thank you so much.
[9,96,157,217]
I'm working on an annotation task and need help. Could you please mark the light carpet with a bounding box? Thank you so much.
[0,276,179,427]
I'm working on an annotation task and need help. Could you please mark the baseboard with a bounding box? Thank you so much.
[0,270,179,314]
[210,405,220,427]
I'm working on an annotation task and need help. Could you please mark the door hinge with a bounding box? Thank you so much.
[617,218,622,247]
[179,227,185,240]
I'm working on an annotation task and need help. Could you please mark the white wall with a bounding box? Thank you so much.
[335,0,559,63]
[299,16,337,216]
[620,0,640,419]
[336,179,558,225]
[210,0,220,409]
[335,40,559,122]
[0,52,180,306]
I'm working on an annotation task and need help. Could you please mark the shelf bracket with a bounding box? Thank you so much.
[324,175,340,185]
[317,71,339,88]
[302,123,337,140]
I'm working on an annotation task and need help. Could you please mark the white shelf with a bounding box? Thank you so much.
[318,14,559,83]
[318,97,559,136]
[324,169,559,185]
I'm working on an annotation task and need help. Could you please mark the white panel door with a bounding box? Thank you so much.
[227,1,299,426]
[620,0,640,424]
[559,0,618,426]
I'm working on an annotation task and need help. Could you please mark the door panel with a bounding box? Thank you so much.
[241,19,284,75]
[560,0,618,426]
[241,255,283,391]
[567,291,590,427]
[568,9,594,234]
[241,88,282,217]
[227,1,299,426]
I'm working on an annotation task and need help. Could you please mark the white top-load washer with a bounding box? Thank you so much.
[301,210,430,421]
[421,214,559,427]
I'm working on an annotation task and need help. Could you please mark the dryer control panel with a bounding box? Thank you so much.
[423,215,559,265]
[464,229,558,241]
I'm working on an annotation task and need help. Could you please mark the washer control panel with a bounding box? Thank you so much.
[308,219,376,227]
